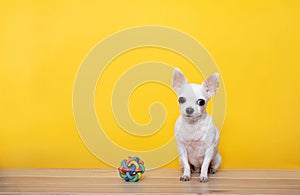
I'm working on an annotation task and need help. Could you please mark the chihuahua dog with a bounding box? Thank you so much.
[172,68,221,182]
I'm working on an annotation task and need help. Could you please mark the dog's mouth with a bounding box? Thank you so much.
[184,113,203,119]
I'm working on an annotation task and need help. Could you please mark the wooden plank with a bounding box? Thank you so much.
[2,168,300,179]
[0,169,299,194]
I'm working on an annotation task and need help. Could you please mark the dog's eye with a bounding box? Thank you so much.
[197,99,205,106]
[178,97,186,104]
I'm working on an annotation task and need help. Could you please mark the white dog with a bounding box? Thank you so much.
[172,68,221,182]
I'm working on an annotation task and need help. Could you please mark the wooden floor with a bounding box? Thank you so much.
[0,168,299,194]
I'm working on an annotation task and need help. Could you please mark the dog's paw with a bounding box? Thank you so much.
[199,176,209,183]
[208,168,216,174]
[180,175,190,181]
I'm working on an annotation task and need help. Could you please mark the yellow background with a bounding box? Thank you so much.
[1,1,300,169]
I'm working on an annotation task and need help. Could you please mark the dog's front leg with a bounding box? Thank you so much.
[199,151,214,182]
[178,144,190,181]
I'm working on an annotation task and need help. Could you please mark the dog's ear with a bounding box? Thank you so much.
[172,68,188,93]
[203,73,219,98]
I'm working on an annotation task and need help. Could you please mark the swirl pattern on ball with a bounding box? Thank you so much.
[118,156,145,182]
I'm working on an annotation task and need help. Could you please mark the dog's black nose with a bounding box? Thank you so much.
[186,107,194,115]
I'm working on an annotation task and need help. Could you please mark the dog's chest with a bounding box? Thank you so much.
[179,122,208,165]
[187,139,206,166]
[184,131,206,157]
[179,123,206,148]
